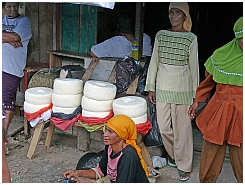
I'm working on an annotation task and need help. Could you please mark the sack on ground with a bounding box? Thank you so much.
[91,167,111,183]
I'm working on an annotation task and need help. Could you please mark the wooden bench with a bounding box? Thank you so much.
[27,51,117,159]
[26,50,152,167]
[27,120,153,168]
[23,51,117,137]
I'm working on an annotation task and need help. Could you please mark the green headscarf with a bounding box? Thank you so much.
[204,17,243,86]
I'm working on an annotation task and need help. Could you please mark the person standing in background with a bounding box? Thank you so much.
[2,2,32,153]
[188,17,243,183]
[90,14,152,58]
[145,2,199,181]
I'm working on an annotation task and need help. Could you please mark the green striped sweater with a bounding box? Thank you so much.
[145,30,199,105]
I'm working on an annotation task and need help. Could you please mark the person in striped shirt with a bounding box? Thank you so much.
[145,2,199,181]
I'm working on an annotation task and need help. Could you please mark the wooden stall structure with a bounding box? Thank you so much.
[14,3,155,168]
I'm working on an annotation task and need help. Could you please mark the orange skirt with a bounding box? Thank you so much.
[196,84,243,147]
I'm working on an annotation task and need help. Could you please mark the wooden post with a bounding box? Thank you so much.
[76,126,90,151]
[135,2,145,60]
[49,53,62,68]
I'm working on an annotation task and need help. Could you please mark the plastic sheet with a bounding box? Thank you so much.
[152,156,167,169]
[136,118,152,135]
[52,2,115,9]
[71,2,115,9]
[24,103,53,121]
[50,113,81,131]
[79,110,114,126]
[51,106,82,120]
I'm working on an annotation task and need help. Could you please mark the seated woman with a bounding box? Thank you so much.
[62,114,149,183]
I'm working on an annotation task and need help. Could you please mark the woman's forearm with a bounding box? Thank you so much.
[2,31,21,43]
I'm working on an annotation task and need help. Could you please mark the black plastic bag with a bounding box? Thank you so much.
[143,103,163,147]
[76,150,104,170]
[137,60,150,96]
[115,56,143,94]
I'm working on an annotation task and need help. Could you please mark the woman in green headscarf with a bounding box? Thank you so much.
[188,17,243,183]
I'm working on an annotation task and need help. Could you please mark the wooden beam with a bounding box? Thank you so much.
[81,57,99,84]
[107,64,116,84]
[126,75,139,95]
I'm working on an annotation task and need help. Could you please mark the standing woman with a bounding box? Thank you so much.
[188,17,243,183]
[2,2,32,151]
[145,2,199,181]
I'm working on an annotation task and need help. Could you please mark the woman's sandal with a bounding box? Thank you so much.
[177,169,190,181]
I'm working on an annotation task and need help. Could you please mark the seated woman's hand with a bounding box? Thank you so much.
[62,169,79,179]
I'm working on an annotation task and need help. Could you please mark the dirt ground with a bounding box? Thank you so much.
[6,128,181,183]
[6,124,236,183]
[6,130,83,183]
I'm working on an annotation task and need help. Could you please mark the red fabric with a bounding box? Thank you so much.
[79,110,114,126]
[50,113,81,131]
[24,103,53,121]
[136,118,152,135]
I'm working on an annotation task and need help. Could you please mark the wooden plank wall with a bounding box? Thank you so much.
[61,3,97,64]
[79,5,97,54]
[62,4,80,52]
[62,4,97,54]
[25,2,54,64]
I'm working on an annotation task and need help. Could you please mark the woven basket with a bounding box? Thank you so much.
[28,68,59,89]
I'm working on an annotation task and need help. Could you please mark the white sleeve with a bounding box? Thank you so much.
[14,16,32,42]
[189,36,199,97]
[142,33,152,56]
